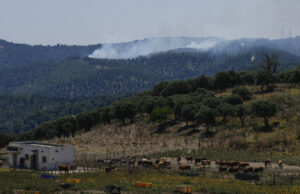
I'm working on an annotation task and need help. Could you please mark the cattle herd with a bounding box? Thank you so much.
[57,155,283,175]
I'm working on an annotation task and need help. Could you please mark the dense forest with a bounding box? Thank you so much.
[0,47,299,98]
[0,94,129,134]
[0,39,101,67]
[7,54,299,146]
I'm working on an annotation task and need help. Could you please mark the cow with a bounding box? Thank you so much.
[201,160,211,166]
[239,162,249,168]
[265,160,272,168]
[0,160,2,166]
[253,167,264,174]
[219,166,227,172]
[219,161,228,167]
[177,156,181,164]
[195,157,201,165]
[278,160,283,169]
[58,164,69,174]
[185,156,193,163]
[179,165,191,171]
[243,166,253,173]
[215,159,220,165]
[228,166,240,173]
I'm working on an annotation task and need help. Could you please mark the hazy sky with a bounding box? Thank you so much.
[0,0,299,45]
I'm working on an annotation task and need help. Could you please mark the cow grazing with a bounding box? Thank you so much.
[219,166,228,172]
[58,164,69,174]
[195,157,201,165]
[219,161,228,167]
[201,160,211,166]
[185,156,193,163]
[239,162,249,168]
[243,166,253,173]
[228,166,240,173]
[177,156,181,164]
[179,165,191,171]
[265,160,272,168]
[253,167,264,174]
[278,160,283,169]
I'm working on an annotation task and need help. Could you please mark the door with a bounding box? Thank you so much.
[30,154,37,169]
[20,158,25,168]
[13,153,17,168]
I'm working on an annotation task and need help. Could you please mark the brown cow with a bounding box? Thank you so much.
[58,164,69,174]
[219,161,228,167]
[239,162,249,168]
[278,160,283,169]
[228,166,240,173]
[215,159,220,165]
[177,156,181,164]
[243,166,253,173]
[185,156,193,163]
[253,167,264,174]
[201,160,211,166]
[265,160,272,168]
[0,160,2,166]
[179,165,191,171]
[195,157,201,165]
[219,166,228,172]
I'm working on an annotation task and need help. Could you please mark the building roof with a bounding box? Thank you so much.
[9,141,65,148]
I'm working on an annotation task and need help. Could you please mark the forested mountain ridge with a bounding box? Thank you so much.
[0,39,101,67]
[0,94,128,134]
[0,46,299,98]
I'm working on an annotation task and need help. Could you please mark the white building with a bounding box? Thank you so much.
[6,141,74,170]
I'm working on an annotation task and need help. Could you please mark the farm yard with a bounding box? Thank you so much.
[2,151,300,193]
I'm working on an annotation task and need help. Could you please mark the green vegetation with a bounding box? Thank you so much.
[1,169,300,193]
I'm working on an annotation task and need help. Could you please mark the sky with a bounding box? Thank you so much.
[0,0,300,45]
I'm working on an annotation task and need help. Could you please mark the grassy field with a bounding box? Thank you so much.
[1,169,300,194]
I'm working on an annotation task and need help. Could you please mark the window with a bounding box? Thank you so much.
[42,156,47,163]
[25,154,29,160]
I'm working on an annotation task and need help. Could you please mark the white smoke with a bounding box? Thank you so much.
[89,37,221,59]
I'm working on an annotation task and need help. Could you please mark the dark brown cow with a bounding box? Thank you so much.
[219,161,228,167]
[228,166,240,173]
[215,159,220,165]
[243,166,253,173]
[177,156,181,164]
[239,162,250,168]
[58,164,69,174]
[253,167,264,174]
[265,160,272,168]
[195,157,201,165]
[179,165,191,171]
[201,160,211,166]
[219,166,228,172]
[0,160,2,166]
[185,156,193,163]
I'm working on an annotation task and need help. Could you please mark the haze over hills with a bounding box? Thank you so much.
[0,36,300,134]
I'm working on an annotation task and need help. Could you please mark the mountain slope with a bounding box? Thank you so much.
[0,47,299,98]
[0,39,101,67]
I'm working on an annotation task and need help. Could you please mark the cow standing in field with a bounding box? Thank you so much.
[253,167,264,174]
[195,157,201,165]
[219,166,227,172]
[265,160,272,168]
[179,165,191,171]
[185,156,193,163]
[228,166,240,173]
[58,164,69,174]
[278,160,283,169]
[239,162,249,168]
[177,156,181,164]
[243,166,253,173]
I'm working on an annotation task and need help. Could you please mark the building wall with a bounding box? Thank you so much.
[7,142,74,170]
